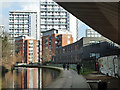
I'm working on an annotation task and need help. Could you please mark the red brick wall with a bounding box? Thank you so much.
[61,34,73,46]
[16,39,40,64]
[42,34,73,63]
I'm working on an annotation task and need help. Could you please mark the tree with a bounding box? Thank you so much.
[15,41,22,63]
[1,31,22,68]
[2,35,13,66]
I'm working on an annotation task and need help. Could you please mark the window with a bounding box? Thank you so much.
[55,41,58,44]
[56,30,58,33]
[68,40,70,44]
[90,53,100,58]
[49,45,52,49]
[49,41,51,45]
[90,53,95,57]
[29,46,33,48]
[49,36,52,40]
[89,40,100,44]
[29,43,33,45]
[68,36,70,39]
[63,48,65,53]
[29,53,33,55]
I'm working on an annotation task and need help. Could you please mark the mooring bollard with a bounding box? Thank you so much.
[98,81,107,90]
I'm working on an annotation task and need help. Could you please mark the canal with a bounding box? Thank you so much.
[1,67,60,89]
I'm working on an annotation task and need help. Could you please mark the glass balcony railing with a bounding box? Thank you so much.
[10,22,28,25]
[9,22,14,24]
[41,21,67,25]
[13,22,29,24]
[40,15,67,18]
[9,17,14,19]
[9,27,29,29]
[41,2,55,5]
[41,8,64,12]
[40,2,47,4]
[14,18,28,20]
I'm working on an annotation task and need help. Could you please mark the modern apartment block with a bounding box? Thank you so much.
[15,36,40,64]
[42,29,73,63]
[39,0,77,63]
[86,29,103,37]
[40,0,78,41]
[9,11,40,56]
[40,0,70,32]
[86,29,120,47]
[9,11,40,40]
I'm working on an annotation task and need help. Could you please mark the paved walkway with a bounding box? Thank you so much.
[44,66,90,89]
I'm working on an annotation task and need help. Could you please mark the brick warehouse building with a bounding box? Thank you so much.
[42,29,73,63]
[53,37,120,64]
[15,36,40,64]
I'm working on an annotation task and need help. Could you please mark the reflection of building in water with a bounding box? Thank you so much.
[42,69,52,87]
[21,68,59,88]
[1,68,59,89]
[20,68,60,88]
[21,68,42,88]
[1,68,42,89]
[2,71,22,88]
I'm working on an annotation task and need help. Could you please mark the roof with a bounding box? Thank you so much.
[41,28,57,33]
[41,28,71,33]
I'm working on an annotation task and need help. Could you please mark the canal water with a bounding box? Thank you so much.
[1,67,60,89]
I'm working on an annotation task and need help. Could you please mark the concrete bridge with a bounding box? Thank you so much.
[54,1,120,45]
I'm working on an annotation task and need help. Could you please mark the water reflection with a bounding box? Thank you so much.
[1,67,59,89]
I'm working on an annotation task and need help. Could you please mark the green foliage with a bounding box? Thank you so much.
[3,36,8,45]
[70,67,94,75]
[80,68,94,75]
[1,32,20,68]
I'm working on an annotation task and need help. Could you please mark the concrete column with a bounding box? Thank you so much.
[0,37,2,89]
[118,55,120,77]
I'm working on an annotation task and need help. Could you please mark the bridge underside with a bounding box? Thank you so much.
[54,1,120,45]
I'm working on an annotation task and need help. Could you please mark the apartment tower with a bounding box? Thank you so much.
[9,11,40,40]
[86,28,103,37]
[42,29,73,63]
[15,36,40,64]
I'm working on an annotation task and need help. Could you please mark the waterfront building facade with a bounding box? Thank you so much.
[15,36,40,64]
[9,11,40,56]
[40,0,74,63]
[42,29,73,63]
[53,37,119,64]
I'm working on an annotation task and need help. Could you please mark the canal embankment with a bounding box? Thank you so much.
[14,64,91,89]
[14,64,120,89]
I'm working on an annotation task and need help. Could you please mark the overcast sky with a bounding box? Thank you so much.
[0,0,91,39]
